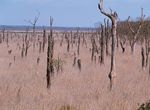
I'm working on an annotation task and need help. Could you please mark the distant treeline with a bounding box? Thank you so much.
[0,25,95,31]
[1,18,150,37]
[117,18,150,38]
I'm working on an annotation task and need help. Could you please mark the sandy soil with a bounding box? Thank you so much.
[0,32,150,110]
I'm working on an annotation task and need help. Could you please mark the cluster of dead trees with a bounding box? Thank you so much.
[97,0,150,91]
[1,0,150,91]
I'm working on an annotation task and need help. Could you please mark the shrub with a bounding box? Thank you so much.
[138,100,150,110]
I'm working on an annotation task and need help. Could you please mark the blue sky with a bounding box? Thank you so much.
[0,0,149,27]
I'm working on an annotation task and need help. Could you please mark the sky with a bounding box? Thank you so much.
[0,0,149,27]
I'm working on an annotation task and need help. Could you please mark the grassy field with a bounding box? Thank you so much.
[0,31,150,110]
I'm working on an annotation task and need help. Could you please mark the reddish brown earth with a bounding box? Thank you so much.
[0,32,150,110]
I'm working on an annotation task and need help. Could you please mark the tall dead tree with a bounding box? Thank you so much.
[127,8,144,53]
[98,0,118,91]
[46,17,54,88]
[100,24,105,65]
[26,12,40,49]
[24,27,31,57]
[91,36,98,61]
[141,19,149,67]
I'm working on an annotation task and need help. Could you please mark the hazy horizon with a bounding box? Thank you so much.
[0,0,149,27]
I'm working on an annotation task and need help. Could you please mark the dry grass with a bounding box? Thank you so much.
[0,33,150,110]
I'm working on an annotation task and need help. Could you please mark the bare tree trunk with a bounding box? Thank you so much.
[105,19,110,56]
[131,43,135,54]
[77,59,81,71]
[2,27,5,42]
[91,36,97,62]
[39,41,42,53]
[0,35,2,44]
[21,43,25,58]
[77,36,80,55]
[116,33,119,48]
[120,41,125,53]
[91,43,95,62]
[46,17,54,88]
[108,20,117,90]
[98,0,118,91]
[6,32,9,47]
[42,29,46,52]
[24,28,30,57]
[141,47,145,69]
[127,8,144,54]
[145,39,149,67]
[100,24,104,64]
[26,12,40,50]
[149,58,150,77]
[73,56,77,66]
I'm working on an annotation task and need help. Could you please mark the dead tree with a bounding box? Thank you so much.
[70,31,73,48]
[6,31,9,47]
[91,36,97,61]
[149,59,150,77]
[65,33,70,52]
[145,39,150,67]
[2,27,5,42]
[21,43,25,58]
[60,32,65,47]
[39,41,42,53]
[25,41,30,57]
[82,33,87,48]
[91,42,95,61]
[24,28,31,57]
[0,34,2,44]
[21,35,25,58]
[104,19,110,56]
[26,12,40,49]
[77,59,81,71]
[120,41,125,53]
[127,8,144,53]
[141,47,145,69]
[100,24,105,65]
[98,0,118,91]
[73,56,77,66]
[116,31,119,49]
[77,35,81,55]
[46,17,54,88]
[42,29,46,52]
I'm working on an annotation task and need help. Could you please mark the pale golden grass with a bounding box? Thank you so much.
[0,35,150,110]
